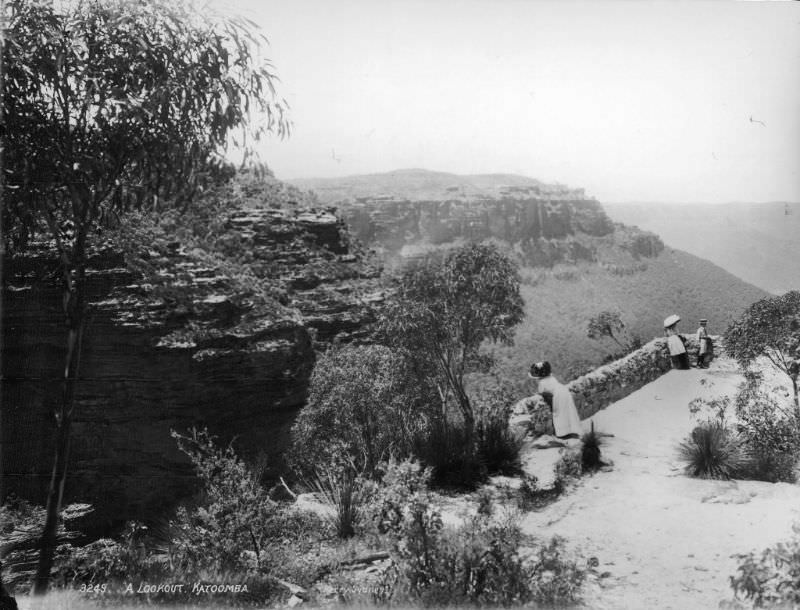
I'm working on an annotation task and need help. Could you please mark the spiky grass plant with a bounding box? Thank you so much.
[476,413,524,476]
[678,420,750,480]
[312,463,365,538]
[581,422,604,471]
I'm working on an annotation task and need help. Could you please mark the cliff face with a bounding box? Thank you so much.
[2,206,380,530]
[292,169,665,267]
[339,196,662,268]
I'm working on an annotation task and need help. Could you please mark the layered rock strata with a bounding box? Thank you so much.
[2,207,380,529]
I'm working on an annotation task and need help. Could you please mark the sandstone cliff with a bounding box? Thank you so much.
[2,200,380,530]
[293,169,663,267]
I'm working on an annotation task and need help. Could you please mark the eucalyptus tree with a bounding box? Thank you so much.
[2,0,289,592]
[587,310,628,351]
[380,243,524,447]
[725,291,800,409]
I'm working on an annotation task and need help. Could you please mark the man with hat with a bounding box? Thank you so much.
[696,319,711,368]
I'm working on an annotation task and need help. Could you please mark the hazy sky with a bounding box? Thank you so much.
[212,0,800,204]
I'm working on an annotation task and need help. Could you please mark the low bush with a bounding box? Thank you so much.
[288,344,426,480]
[363,458,433,537]
[515,475,563,512]
[363,458,585,606]
[528,536,588,606]
[555,449,584,481]
[678,420,749,480]
[475,395,524,476]
[734,372,800,483]
[53,522,155,586]
[47,428,331,606]
[730,523,800,608]
[412,381,524,488]
[381,499,586,607]
[412,417,486,489]
[687,374,800,483]
[167,428,282,572]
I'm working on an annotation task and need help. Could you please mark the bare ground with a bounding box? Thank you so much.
[520,359,800,609]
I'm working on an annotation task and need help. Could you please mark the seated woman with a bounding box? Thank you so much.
[529,361,583,439]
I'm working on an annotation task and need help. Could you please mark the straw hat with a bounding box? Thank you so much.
[663,314,681,328]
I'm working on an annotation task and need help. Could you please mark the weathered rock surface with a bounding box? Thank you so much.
[339,196,638,268]
[293,170,663,267]
[2,206,381,530]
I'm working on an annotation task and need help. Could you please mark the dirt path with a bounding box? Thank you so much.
[520,359,800,610]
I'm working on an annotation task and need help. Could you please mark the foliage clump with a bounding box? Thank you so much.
[45,429,330,605]
[681,372,800,482]
[730,523,800,608]
[360,460,586,607]
[725,291,800,408]
[288,344,427,479]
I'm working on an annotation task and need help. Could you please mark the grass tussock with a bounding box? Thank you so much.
[678,420,749,480]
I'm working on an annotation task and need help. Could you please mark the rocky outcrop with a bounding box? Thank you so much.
[2,206,380,530]
[339,196,622,267]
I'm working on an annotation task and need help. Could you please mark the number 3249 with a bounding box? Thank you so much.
[80,584,107,594]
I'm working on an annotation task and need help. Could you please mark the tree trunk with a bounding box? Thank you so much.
[32,256,86,595]
[456,385,475,448]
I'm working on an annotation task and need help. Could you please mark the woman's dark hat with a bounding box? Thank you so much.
[529,361,551,378]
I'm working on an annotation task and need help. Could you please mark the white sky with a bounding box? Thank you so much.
[211,0,800,203]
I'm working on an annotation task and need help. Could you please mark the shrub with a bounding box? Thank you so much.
[167,428,282,572]
[385,509,585,606]
[53,522,155,586]
[168,428,328,583]
[363,464,586,606]
[730,523,800,608]
[412,417,486,489]
[528,536,587,606]
[288,344,425,479]
[363,458,433,537]
[734,373,800,483]
[393,511,535,606]
[555,449,584,482]
[474,383,524,476]
[678,420,749,480]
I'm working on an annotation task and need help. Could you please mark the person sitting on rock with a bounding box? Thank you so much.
[529,361,583,439]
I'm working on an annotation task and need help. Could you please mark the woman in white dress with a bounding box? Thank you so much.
[663,314,690,370]
[529,361,583,439]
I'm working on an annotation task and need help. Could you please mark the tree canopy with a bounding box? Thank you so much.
[4,0,288,253]
[288,344,427,479]
[2,0,289,592]
[587,310,626,348]
[379,243,524,440]
[724,291,800,407]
